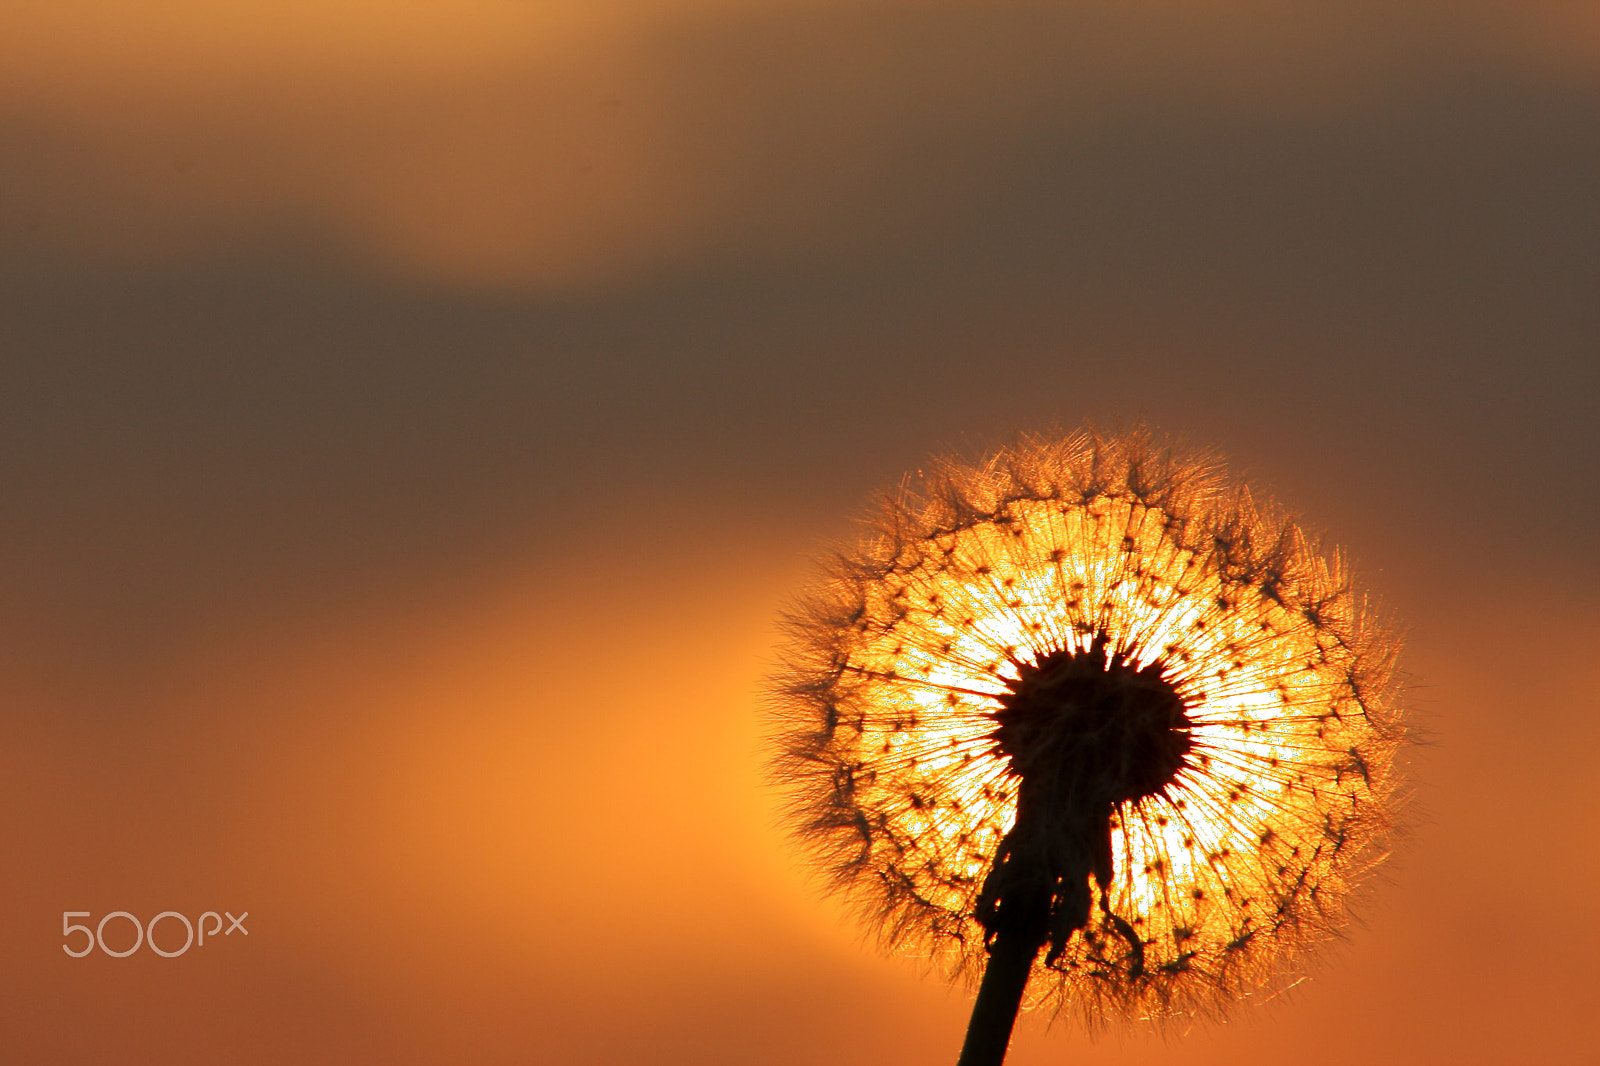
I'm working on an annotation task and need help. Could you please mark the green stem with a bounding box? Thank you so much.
[955,924,1045,1066]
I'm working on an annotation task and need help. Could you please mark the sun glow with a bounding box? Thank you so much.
[773,431,1402,1024]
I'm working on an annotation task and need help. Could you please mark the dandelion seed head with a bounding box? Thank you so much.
[771,429,1404,1027]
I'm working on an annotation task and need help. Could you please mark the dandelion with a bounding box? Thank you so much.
[770,429,1404,1065]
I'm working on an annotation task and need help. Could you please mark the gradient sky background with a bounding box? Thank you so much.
[2,2,1597,1062]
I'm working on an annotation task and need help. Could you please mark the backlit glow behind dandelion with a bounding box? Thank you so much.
[771,430,1404,1062]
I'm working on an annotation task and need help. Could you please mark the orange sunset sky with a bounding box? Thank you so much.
[2,3,1597,1063]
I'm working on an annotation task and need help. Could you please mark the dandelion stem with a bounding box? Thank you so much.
[956,921,1046,1066]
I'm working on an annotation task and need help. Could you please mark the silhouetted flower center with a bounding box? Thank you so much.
[993,635,1192,809]
[975,635,1194,970]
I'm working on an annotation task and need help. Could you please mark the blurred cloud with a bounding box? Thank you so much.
[3,1,1597,287]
